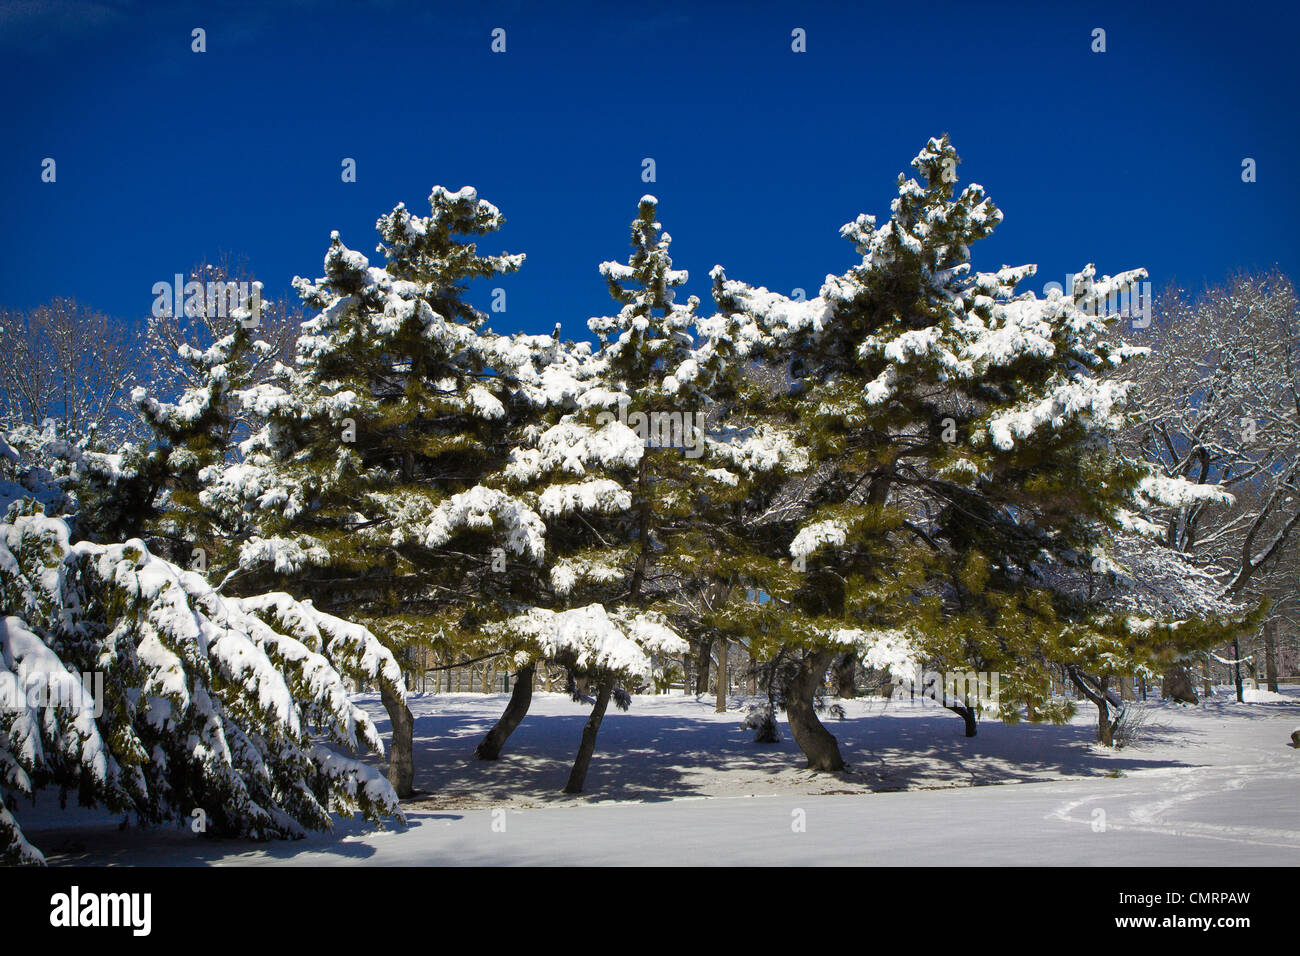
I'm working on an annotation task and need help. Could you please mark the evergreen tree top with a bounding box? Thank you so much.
[589,195,700,392]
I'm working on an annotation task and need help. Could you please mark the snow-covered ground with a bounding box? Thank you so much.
[25,686,1300,865]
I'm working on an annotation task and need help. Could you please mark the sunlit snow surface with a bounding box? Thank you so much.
[28,687,1300,866]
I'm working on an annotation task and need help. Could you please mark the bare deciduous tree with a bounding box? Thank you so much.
[1120,268,1300,684]
[0,297,144,443]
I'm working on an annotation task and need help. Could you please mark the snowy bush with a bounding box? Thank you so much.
[742,701,780,743]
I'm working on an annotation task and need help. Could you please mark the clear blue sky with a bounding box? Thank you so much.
[2,0,1297,338]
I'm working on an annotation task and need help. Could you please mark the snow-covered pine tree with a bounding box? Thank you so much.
[141,258,301,409]
[586,193,809,674]
[207,187,548,796]
[466,327,600,761]
[0,487,404,865]
[0,417,152,545]
[483,604,685,792]
[131,290,273,572]
[468,196,706,781]
[471,196,803,786]
[10,278,285,552]
[710,135,1245,762]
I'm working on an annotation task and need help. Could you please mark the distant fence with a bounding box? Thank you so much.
[408,659,574,695]
[360,653,1300,698]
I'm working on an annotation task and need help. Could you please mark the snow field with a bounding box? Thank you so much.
[27,687,1300,866]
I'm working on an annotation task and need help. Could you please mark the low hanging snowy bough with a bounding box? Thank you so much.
[479,603,687,793]
[0,501,406,865]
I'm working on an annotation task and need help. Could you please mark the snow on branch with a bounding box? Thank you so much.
[487,603,686,680]
[0,501,404,865]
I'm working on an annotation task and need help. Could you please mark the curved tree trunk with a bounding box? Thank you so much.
[474,663,535,760]
[380,683,415,798]
[1096,696,1115,746]
[1067,668,1121,746]
[946,703,978,737]
[785,650,845,771]
[563,672,614,794]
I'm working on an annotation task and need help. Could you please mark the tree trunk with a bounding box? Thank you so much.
[946,704,978,737]
[693,639,712,695]
[380,683,415,798]
[474,663,535,760]
[1263,619,1280,693]
[834,650,858,699]
[1067,668,1120,747]
[1097,699,1114,746]
[785,650,845,771]
[1161,664,1199,704]
[563,673,614,794]
[716,639,728,713]
[1232,636,1244,702]
[1119,675,1134,701]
